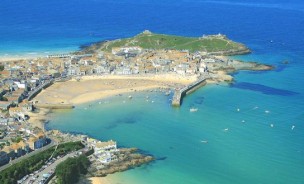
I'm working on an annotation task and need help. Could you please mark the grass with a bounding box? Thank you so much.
[98,32,248,53]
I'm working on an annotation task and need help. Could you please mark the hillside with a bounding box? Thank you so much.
[80,31,250,55]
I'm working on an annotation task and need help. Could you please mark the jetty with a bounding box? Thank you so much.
[172,75,210,107]
[34,103,74,109]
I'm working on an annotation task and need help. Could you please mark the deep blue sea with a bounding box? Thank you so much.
[1,0,304,183]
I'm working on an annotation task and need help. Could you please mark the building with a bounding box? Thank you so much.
[28,134,47,150]
[91,140,118,164]
[0,151,9,166]
[0,101,11,110]
[10,143,24,157]
[9,107,27,121]
[2,146,15,160]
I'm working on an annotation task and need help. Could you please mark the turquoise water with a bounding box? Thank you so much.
[47,68,304,183]
[2,0,304,183]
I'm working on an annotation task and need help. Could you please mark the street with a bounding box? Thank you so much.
[22,152,76,184]
[0,140,55,172]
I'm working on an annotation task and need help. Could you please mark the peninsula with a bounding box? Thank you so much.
[33,31,271,107]
[0,31,272,184]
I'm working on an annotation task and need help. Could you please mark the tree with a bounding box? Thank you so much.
[55,155,90,184]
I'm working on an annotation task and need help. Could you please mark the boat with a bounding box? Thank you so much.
[201,140,208,144]
[128,95,132,99]
[190,108,198,112]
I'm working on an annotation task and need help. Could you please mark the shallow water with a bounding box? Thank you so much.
[2,0,304,183]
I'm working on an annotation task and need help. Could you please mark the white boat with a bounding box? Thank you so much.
[190,108,198,112]
[128,95,132,99]
[291,125,295,130]
[201,140,208,144]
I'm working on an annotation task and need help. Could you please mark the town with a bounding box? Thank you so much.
[0,32,271,184]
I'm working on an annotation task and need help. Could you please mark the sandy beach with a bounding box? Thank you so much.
[86,177,113,184]
[33,74,198,106]
[26,108,51,129]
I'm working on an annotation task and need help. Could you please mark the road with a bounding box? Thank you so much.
[23,152,76,184]
[0,140,55,172]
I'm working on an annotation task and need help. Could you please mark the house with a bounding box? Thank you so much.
[94,140,117,153]
[202,58,216,63]
[2,146,15,160]
[13,81,26,89]
[0,118,9,126]
[199,62,208,73]
[0,151,9,166]
[0,101,11,110]
[112,47,142,58]
[79,66,93,75]
[67,66,80,76]
[18,141,30,154]
[93,140,118,164]
[28,133,47,150]
[10,143,24,157]
[19,100,33,112]
[93,66,110,74]
[6,96,21,105]
[122,68,132,75]
[9,107,27,121]
[0,70,10,78]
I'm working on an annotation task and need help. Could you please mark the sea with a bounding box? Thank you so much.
[1,0,304,183]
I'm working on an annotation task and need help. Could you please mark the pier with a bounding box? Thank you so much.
[172,75,210,107]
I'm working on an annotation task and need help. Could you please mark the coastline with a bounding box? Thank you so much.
[0,32,274,184]
[33,74,198,106]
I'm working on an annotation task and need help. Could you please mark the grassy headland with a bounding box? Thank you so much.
[79,31,250,55]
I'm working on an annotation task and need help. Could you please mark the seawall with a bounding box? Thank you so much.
[34,103,75,109]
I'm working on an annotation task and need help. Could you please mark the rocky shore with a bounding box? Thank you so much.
[88,148,154,177]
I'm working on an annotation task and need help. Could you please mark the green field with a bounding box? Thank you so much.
[84,31,250,54]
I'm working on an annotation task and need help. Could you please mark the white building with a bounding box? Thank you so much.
[92,140,118,164]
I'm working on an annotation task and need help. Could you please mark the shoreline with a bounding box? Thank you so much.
[32,74,198,106]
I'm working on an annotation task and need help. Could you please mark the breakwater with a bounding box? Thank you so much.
[172,75,210,107]
[34,103,74,109]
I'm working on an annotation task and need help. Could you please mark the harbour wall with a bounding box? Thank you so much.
[172,76,209,107]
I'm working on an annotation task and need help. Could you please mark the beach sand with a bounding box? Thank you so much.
[33,74,197,105]
[87,177,113,184]
[27,108,51,129]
